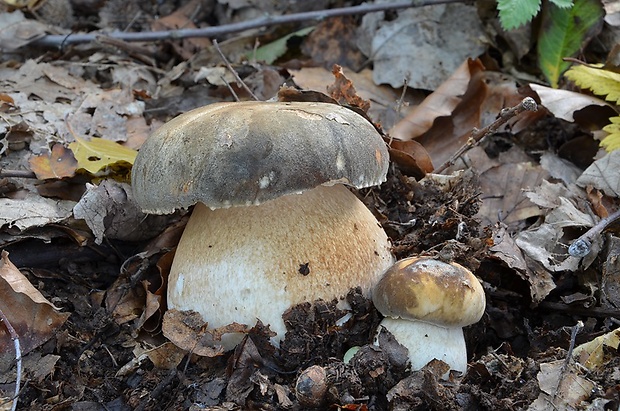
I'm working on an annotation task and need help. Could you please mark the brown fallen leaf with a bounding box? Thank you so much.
[391,59,484,141]
[387,139,435,179]
[0,251,69,372]
[529,360,595,409]
[327,64,371,113]
[162,309,250,357]
[29,143,78,180]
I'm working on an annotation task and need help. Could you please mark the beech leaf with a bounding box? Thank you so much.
[68,136,137,176]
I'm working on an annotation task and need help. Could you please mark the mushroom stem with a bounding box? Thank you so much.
[377,318,467,373]
[168,184,394,350]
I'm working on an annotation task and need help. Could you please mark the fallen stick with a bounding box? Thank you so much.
[0,307,22,411]
[32,0,464,48]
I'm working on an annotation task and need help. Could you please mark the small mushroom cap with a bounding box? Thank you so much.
[372,257,485,327]
[132,101,389,214]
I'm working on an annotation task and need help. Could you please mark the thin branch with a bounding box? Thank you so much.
[212,39,259,101]
[0,169,37,179]
[0,307,21,411]
[568,207,620,258]
[32,0,464,48]
[435,97,538,174]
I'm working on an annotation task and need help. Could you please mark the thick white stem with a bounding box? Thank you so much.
[376,317,467,373]
[168,184,394,350]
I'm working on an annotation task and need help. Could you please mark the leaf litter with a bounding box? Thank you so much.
[0,0,620,409]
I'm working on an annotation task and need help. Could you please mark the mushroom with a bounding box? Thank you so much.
[131,101,394,350]
[372,257,485,374]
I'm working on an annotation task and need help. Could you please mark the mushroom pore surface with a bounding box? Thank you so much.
[168,184,394,350]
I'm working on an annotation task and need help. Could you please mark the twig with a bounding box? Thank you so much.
[135,369,177,411]
[212,39,259,101]
[31,0,464,48]
[435,97,538,173]
[565,321,583,366]
[0,169,37,179]
[0,307,22,411]
[569,207,620,258]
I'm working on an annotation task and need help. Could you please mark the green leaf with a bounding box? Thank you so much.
[537,0,604,88]
[549,0,574,8]
[250,26,315,64]
[602,116,620,152]
[68,137,137,175]
[497,0,541,30]
[565,64,620,104]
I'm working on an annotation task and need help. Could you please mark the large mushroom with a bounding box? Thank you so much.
[132,101,394,350]
[372,257,486,374]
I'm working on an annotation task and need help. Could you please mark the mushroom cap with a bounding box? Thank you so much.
[372,257,485,327]
[131,101,389,214]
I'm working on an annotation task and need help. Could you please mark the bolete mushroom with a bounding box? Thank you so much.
[132,101,394,349]
[372,257,485,374]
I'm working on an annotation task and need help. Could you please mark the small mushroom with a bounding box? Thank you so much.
[132,101,394,349]
[372,257,485,374]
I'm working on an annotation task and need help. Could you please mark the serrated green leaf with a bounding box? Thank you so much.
[250,26,315,64]
[565,64,620,104]
[68,137,137,175]
[549,0,574,8]
[497,0,541,30]
[537,0,604,87]
[602,116,620,152]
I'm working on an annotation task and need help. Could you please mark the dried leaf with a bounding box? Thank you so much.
[530,83,611,122]
[73,180,168,244]
[387,139,434,179]
[327,65,370,113]
[573,327,620,370]
[68,136,137,176]
[391,59,484,141]
[0,251,69,372]
[162,309,250,357]
[576,150,620,197]
[29,143,78,180]
[0,191,75,231]
[529,360,594,409]
[357,3,487,89]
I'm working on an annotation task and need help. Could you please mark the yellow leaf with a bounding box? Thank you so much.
[564,64,620,104]
[68,137,137,175]
[573,327,620,370]
[601,116,620,152]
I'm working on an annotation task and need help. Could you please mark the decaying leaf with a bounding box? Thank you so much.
[391,59,484,141]
[576,150,620,197]
[327,64,370,113]
[162,309,250,357]
[290,66,423,130]
[0,251,69,372]
[387,139,434,179]
[530,83,612,122]
[573,327,620,371]
[29,143,78,180]
[357,2,487,89]
[528,360,595,410]
[0,191,75,231]
[68,136,137,177]
[73,180,170,244]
